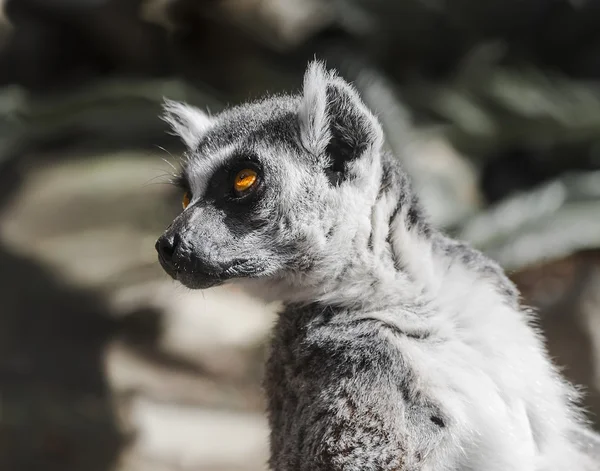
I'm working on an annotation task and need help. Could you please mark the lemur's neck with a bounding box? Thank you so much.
[313,153,439,310]
[274,152,518,313]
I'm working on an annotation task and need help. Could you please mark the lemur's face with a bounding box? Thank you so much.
[156,62,384,290]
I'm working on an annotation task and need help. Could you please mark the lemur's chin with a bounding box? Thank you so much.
[157,255,225,290]
[175,273,224,290]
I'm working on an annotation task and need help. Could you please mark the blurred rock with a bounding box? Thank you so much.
[117,398,268,471]
[0,148,276,470]
[0,246,123,471]
[401,132,482,229]
[458,170,600,271]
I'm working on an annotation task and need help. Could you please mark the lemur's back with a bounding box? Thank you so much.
[156,62,600,470]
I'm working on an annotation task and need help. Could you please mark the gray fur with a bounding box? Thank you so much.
[156,61,600,470]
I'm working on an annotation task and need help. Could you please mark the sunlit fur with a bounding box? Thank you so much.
[162,98,213,149]
[161,61,599,470]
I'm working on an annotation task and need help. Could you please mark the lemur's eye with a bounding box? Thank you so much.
[182,191,191,210]
[233,169,258,196]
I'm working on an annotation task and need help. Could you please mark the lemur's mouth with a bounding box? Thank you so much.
[157,251,259,290]
[157,252,224,289]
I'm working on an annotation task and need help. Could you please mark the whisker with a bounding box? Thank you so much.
[143,181,180,188]
[154,144,182,171]
[155,145,174,157]
[150,167,179,180]
[161,158,179,173]
[143,173,178,187]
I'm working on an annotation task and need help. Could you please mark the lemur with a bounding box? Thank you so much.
[155,61,600,470]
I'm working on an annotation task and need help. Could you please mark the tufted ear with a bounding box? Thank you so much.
[298,61,384,182]
[162,99,213,149]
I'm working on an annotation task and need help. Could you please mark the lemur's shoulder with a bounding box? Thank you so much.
[431,232,521,304]
[379,150,520,305]
[265,303,448,471]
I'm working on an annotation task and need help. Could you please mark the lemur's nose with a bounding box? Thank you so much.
[155,233,178,265]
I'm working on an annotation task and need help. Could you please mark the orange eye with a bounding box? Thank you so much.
[233,169,258,195]
[182,191,191,209]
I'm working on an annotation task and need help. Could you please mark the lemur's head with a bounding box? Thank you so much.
[156,61,387,297]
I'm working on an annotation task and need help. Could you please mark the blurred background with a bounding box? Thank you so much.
[1,0,600,470]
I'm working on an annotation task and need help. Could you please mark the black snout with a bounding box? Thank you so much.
[155,228,225,290]
[155,206,261,289]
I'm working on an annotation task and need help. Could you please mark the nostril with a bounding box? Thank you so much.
[162,239,176,258]
[156,234,178,262]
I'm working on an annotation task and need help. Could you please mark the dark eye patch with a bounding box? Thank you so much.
[205,153,264,204]
[175,151,268,235]
[211,154,268,233]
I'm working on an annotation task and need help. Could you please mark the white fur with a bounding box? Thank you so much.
[185,143,237,199]
[162,99,213,149]
[298,60,332,157]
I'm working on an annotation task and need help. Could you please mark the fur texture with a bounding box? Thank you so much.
[156,61,600,470]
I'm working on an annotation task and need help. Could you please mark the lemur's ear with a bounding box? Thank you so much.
[162,99,213,149]
[298,61,383,181]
